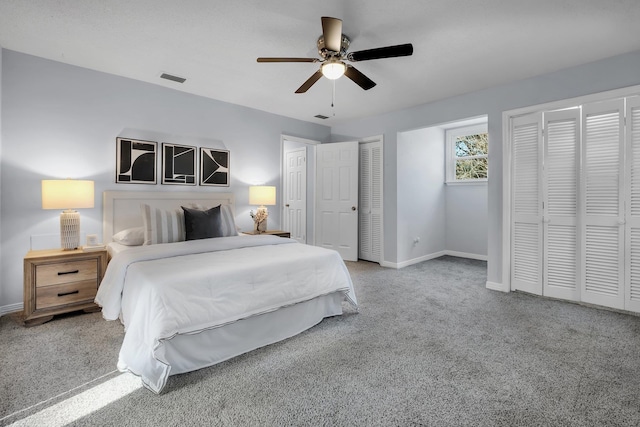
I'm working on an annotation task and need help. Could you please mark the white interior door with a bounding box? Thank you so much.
[511,113,544,295]
[283,147,306,243]
[581,99,625,310]
[359,139,383,263]
[315,141,359,261]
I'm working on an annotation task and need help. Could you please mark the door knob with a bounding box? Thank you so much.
[285,204,290,207]
[352,206,357,211]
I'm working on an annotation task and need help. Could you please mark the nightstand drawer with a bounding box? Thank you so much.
[35,280,98,309]
[35,259,98,287]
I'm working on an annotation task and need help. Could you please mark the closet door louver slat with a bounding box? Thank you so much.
[625,96,640,311]
[358,139,383,263]
[511,113,543,295]
[581,99,625,310]
[543,109,580,301]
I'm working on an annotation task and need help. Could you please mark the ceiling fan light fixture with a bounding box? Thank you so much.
[321,61,346,80]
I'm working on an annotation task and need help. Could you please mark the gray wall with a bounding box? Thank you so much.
[446,184,488,257]
[0,49,330,310]
[331,50,640,286]
[397,126,446,263]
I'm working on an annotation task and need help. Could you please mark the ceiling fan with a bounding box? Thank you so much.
[257,16,413,93]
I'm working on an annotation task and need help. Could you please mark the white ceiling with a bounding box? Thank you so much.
[1,0,640,125]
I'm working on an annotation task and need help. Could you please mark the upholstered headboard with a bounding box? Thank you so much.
[103,190,235,243]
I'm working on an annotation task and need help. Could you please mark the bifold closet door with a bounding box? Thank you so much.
[581,99,625,310]
[625,96,640,312]
[359,140,383,263]
[543,109,580,301]
[511,113,543,295]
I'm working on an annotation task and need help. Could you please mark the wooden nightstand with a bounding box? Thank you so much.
[23,248,108,326]
[243,230,291,238]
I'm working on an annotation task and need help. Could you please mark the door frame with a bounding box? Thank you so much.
[281,135,320,245]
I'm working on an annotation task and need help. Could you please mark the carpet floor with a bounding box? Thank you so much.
[1,256,640,426]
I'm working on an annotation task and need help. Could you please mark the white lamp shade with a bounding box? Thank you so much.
[249,186,276,206]
[42,180,95,209]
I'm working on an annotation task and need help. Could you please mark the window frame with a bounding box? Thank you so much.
[445,123,489,184]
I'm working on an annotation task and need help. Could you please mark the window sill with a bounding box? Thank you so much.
[445,180,488,186]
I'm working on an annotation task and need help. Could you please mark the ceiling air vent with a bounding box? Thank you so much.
[314,114,329,120]
[160,73,186,84]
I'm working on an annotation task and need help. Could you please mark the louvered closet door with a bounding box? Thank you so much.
[581,99,625,310]
[359,140,383,263]
[543,109,580,301]
[625,96,640,312]
[511,113,543,295]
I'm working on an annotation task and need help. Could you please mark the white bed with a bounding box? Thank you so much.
[96,191,357,393]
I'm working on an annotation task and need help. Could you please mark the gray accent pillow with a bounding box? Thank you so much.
[181,205,223,240]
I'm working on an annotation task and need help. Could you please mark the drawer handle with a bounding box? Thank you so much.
[58,290,80,297]
[58,270,79,276]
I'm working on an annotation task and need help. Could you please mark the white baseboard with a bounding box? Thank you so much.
[486,281,509,293]
[383,250,487,269]
[445,250,487,261]
[0,302,23,317]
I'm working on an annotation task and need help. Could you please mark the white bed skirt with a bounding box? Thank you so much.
[132,291,345,391]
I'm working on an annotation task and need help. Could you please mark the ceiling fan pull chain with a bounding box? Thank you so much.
[332,79,336,115]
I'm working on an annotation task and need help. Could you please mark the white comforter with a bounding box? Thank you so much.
[95,235,357,392]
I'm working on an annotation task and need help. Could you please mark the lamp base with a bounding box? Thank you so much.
[60,210,80,250]
[254,207,268,233]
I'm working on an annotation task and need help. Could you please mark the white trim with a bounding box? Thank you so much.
[501,83,640,294]
[445,250,487,261]
[486,281,508,293]
[1,302,23,316]
[388,250,449,269]
[380,249,486,269]
[445,180,487,186]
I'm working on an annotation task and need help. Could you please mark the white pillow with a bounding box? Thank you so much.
[188,203,239,237]
[140,204,186,245]
[112,227,145,246]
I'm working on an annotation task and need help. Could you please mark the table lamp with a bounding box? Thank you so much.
[42,179,95,250]
[249,185,276,232]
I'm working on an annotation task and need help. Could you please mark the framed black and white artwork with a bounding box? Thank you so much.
[200,147,230,186]
[162,143,197,185]
[116,138,157,184]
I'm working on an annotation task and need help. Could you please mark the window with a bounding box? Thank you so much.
[446,123,488,183]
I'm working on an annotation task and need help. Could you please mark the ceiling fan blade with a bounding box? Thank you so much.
[344,66,376,90]
[295,70,323,93]
[321,16,343,52]
[347,43,414,62]
[257,57,319,63]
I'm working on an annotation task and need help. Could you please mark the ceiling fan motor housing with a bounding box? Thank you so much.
[317,35,350,59]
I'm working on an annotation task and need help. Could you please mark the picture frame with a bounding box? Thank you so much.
[162,143,197,185]
[116,137,157,184]
[200,147,230,186]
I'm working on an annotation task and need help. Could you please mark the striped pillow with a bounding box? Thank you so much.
[140,204,186,245]
[220,204,240,237]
